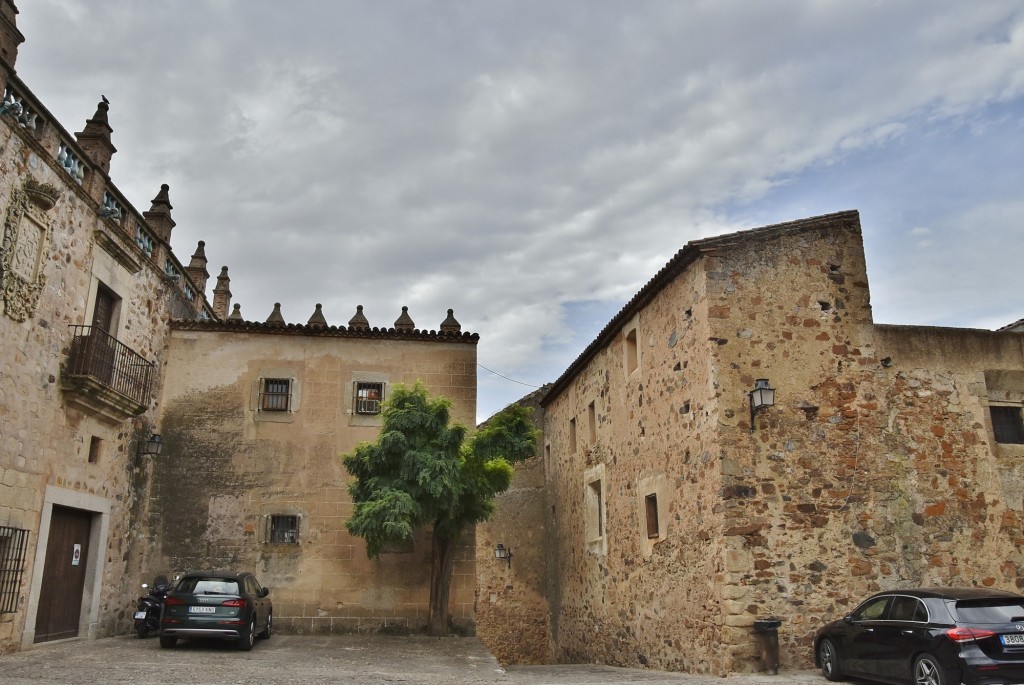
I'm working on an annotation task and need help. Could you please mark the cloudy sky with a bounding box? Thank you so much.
[15,1,1024,421]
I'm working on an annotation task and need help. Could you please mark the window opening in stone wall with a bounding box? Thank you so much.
[992,406,1024,444]
[645,493,659,539]
[87,436,102,464]
[588,401,597,444]
[625,328,638,374]
[269,515,299,543]
[569,417,577,453]
[0,526,29,613]
[354,382,384,415]
[260,378,291,411]
[586,479,604,541]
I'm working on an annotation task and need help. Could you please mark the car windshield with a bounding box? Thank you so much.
[955,599,1024,624]
[177,577,240,595]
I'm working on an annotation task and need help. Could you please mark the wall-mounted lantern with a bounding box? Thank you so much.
[137,433,163,458]
[494,543,513,568]
[749,379,776,433]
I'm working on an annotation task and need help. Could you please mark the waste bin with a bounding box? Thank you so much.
[753,617,782,675]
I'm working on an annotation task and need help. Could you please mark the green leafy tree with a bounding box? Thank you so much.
[342,381,538,635]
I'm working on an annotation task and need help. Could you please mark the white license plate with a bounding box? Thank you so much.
[1001,634,1024,646]
[134,611,147,620]
[188,606,217,614]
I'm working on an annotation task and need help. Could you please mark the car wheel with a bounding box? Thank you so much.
[159,635,177,649]
[914,653,947,685]
[818,638,846,682]
[238,618,256,651]
[258,611,272,639]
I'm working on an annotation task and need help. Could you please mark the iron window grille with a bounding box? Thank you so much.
[354,382,384,415]
[0,526,29,614]
[260,379,291,412]
[270,515,299,544]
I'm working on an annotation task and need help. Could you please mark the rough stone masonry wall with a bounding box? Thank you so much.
[0,118,175,650]
[475,390,551,665]
[706,220,1024,671]
[152,329,479,634]
[544,262,731,674]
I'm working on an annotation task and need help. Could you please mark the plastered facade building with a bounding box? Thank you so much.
[149,306,480,634]
[476,211,1024,674]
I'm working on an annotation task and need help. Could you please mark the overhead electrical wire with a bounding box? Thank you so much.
[477,363,542,389]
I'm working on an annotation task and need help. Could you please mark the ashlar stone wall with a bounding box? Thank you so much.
[0,112,192,650]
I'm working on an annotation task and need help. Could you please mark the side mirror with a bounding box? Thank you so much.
[259,588,270,598]
[843,615,854,624]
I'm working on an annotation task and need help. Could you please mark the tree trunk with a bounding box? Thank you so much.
[428,527,459,636]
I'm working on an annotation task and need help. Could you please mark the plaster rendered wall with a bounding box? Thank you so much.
[544,261,729,674]
[152,328,479,634]
[0,116,183,650]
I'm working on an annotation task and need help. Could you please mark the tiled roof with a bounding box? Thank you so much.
[997,318,1024,332]
[170,317,479,343]
[540,210,862,406]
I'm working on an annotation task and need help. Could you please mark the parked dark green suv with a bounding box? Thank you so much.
[159,571,272,651]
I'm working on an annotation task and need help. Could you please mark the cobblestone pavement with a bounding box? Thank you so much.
[0,634,852,685]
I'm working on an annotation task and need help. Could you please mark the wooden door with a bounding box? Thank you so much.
[88,285,118,384]
[33,506,92,642]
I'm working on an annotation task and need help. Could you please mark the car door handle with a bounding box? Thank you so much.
[902,630,914,635]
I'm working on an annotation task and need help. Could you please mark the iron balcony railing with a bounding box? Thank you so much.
[66,325,155,407]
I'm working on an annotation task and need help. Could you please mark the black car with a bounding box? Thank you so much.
[814,587,1024,685]
[159,571,272,651]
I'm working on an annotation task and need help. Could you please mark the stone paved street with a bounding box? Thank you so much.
[0,635,853,685]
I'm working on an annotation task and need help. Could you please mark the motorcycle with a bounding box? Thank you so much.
[134,575,170,638]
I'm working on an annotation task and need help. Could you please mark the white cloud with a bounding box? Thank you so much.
[15,0,1024,420]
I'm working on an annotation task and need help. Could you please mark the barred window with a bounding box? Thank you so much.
[354,382,384,415]
[260,378,291,412]
[270,515,298,544]
[0,526,29,614]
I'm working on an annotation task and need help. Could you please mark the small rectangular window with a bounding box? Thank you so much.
[625,328,638,374]
[260,378,291,412]
[569,417,577,453]
[270,515,299,544]
[587,479,604,539]
[0,526,30,614]
[645,494,660,539]
[588,401,597,444]
[88,436,102,464]
[992,406,1024,444]
[354,382,384,415]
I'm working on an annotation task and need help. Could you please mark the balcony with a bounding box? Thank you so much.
[61,325,155,424]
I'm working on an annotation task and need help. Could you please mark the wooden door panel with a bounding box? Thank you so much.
[34,506,91,642]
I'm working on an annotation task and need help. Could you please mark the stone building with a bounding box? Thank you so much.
[148,305,479,634]
[0,0,217,651]
[478,210,1024,674]
[0,1,484,649]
